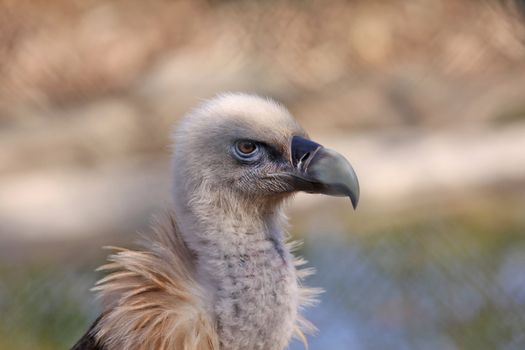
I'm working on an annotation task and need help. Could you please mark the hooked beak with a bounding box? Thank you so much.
[289,135,360,209]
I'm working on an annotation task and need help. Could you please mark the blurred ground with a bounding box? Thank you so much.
[1,0,525,349]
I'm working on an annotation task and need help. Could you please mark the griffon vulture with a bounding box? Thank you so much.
[71,93,359,350]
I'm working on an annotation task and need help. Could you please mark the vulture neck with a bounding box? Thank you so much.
[173,188,298,350]
[175,191,291,281]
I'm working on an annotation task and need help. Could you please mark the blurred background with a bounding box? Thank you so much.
[1,0,525,349]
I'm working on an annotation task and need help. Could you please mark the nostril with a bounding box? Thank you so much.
[299,152,310,163]
[291,135,322,167]
[298,152,310,169]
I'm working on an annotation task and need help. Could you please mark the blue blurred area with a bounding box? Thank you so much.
[288,222,525,350]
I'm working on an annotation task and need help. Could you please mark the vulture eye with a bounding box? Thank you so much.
[233,140,260,162]
[237,141,257,155]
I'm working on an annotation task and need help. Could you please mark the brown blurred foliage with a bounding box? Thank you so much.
[1,0,524,111]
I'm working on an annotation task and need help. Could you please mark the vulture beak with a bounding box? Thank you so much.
[289,135,360,209]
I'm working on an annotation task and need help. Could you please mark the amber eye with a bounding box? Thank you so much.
[233,140,260,162]
[236,141,257,155]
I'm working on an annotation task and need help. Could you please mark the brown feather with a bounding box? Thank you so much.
[92,212,220,350]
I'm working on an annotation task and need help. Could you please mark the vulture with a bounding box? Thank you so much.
[72,93,359,350]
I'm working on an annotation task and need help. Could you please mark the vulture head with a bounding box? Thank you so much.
[172,93,359,221]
